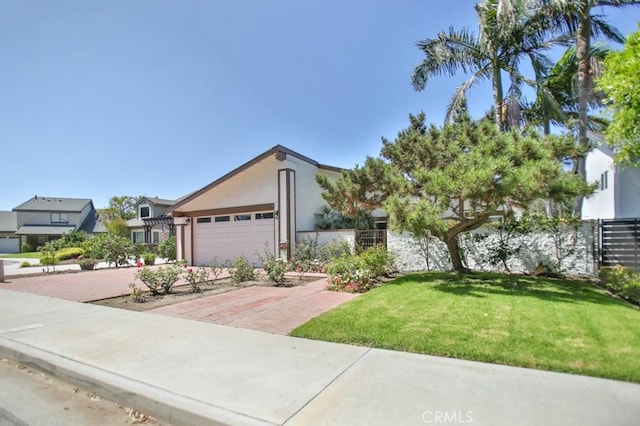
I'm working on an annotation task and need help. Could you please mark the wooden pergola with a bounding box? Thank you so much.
[141,215,175,244]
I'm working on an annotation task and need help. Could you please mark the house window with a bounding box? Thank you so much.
[197,217,212,224]
[234,214,251,221]
[214,216,230,222]
[153,231,160,245]
[51,212,69,224]
[487,215,504,224]
[255,212,274,220]
[139,205,151,219]
[600,171,609,190]
[132,231,144,243]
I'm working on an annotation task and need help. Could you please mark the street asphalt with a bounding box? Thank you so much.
[1,288,639,425]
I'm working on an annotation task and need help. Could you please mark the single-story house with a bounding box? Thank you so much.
[166,145,344,265]
[13,196,105,250]
[582,144,640,220]
[127,196,176,245]
[0,211,19,253]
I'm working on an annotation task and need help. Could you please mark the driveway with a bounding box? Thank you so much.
[0,267,358,334]
[148,279,359,334]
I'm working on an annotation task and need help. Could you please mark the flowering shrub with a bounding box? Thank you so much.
[209,257,229,282]
[133,263,183,295]
[325,254,375,293]
[359,244,396,278]
[289,257,324,280]
[184,267,210,293]
[599,265,640,304]
[143,252,156,266]
[258,248,288,285]
[229,255,255,284]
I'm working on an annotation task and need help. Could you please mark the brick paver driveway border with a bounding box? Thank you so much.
[148,278,359,335]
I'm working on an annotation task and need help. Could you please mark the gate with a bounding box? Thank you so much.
[355,230,387,252]
[599,218,640,270]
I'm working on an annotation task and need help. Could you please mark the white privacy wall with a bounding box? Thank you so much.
[388,223,597,276]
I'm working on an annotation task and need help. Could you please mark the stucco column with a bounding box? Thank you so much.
[173,217,190,263]
[278,169,296,259]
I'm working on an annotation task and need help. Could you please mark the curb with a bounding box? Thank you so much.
[0,338,273,426]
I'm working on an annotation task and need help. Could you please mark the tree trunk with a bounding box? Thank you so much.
[445,234,466,272]
[493,60,505,131]
[573,8,591,217]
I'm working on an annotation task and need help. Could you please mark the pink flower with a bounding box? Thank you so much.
[136,261,143,268]
[188,268,193,273]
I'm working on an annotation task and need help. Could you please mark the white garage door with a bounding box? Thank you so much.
[0,237,20,254]
[193,211,275,265]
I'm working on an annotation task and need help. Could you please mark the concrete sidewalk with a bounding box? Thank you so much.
[1,289,638,426]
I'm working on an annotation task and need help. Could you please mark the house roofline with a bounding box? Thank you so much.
[166,145,342,214]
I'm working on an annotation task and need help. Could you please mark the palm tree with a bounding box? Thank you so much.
[412,0,558,131]
[533,0,640,215]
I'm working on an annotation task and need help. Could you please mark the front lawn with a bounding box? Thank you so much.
[0,252,41,259]
[291,272,640,382]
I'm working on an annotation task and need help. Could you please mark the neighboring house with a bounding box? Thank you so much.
[0,211,19,253]
[582,144,640,220]
[13,196,103,249]
[166,145,344,265]
[127,196,176,245]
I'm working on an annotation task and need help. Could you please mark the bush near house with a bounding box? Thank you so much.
[158,236,176,261]
[55,247,84,261]
[325,245,396,293]
[229,255,256,284]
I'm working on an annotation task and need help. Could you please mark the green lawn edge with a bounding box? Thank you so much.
[290,271,640,383]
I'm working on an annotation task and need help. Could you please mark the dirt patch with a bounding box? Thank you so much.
[90,275,319,312]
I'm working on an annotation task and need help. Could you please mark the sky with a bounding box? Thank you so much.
[1,1,639,211]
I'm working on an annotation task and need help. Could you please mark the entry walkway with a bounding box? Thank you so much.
[1,289,638,426]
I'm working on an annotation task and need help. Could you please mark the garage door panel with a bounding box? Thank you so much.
[193,213,274,266]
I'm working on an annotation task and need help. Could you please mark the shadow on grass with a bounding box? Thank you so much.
[390,271,626,307]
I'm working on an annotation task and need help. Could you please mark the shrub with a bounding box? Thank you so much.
[143,252,156,266]
[325,254,374,293]
[184,267,210,293]
[128,283,147,303]
[158,236,176,261]
[598,265,640,304]
[55,247,84,261]
[229,255,255,284]
[210,257,229,282]
[258,248,288,285]
[133,263,183,295]
[20,261,31,268]
[78,258,98,270]
[21,242,34,253]
[359,245,395,278]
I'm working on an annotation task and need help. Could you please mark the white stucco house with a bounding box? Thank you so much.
[166,145,344,265]
[582,144,640,220]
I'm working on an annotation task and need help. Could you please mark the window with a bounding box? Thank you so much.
[51,212,69,223]
[255,212,274,220]
[214,216,230,222]
[600,171,609,190]
[139,205,151,219]
[132,231,144,243]
[197,217,212,223]
[487,215,504,224]
[153,231,160,245]
[234,214,251,221]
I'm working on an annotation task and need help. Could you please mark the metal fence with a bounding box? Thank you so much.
[355,230,387,252]
[599,218,640,271]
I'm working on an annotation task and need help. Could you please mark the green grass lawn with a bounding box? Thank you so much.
[0,252,40,259]
[291,272,640,382]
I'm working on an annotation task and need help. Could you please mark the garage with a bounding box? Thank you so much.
[0,237,20,254]
[193,211,275,265]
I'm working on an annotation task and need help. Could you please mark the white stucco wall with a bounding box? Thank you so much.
[583,146,616,220]
[177,157,280,212]
[389,223,596,276]
[296,230,356,253]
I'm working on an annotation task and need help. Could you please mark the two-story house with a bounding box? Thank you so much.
[126,196,176,246]
[13,196,104,250]
[582,144,640,220]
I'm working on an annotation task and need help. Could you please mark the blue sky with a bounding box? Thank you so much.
[1,1,638,211]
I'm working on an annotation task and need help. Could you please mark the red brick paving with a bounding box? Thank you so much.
[1,268,358,335]
[0,266,199,302]
[148,278,360,335]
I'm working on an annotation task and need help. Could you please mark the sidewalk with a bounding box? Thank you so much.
[1,289,639,426]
